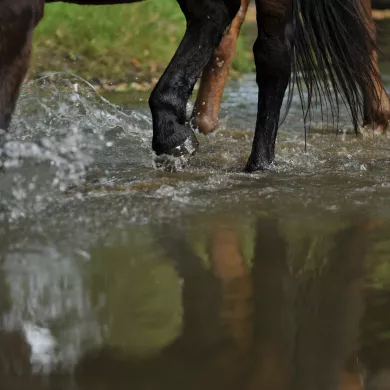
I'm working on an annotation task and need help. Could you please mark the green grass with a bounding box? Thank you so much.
[31,0,254,85]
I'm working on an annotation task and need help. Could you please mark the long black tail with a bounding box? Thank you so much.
[289,0,386,133]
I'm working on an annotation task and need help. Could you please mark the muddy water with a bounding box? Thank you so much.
[2,25,390,390]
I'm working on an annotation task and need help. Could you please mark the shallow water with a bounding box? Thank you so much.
[2,32,390,390]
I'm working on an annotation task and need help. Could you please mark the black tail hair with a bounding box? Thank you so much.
[288,0,386,136]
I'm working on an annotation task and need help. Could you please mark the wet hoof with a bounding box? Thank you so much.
[363,106,390,135]
[244,154,273,173]
[153,128,199,157]
[361,121,389,136]
[167,133,199,158]
[153,132,199,172]
[244,162,266,173]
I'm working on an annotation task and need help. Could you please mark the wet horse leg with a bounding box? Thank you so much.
[192,0,250,135]
[0,0,43,132]
[245,0,292,172]
[362,0,390,132]
[149,0,241,157]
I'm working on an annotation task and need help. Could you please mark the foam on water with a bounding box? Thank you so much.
[1,72,390,225]
[0,73,153,221]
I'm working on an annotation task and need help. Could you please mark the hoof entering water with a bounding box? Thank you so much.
[167,133,199,158]
[154,134,199,172]
[245,158,273,173]
[244,163,266,173]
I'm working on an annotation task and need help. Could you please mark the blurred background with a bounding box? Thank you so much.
[29,0,390,93]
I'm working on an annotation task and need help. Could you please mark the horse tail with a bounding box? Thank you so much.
[289,0,384,133]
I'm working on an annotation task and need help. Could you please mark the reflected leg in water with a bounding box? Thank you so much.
[159,232,223,355]
[208,222,253,353]
[248,217,375,390]
[0,0,43,132]
[249,217,292,390]
[75,221,255,390]
[291,221,372,390]
[192,0,250,135]
[359,288,390,389]
[158,221,254,388]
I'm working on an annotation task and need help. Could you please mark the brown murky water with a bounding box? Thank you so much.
[1,20,390,390]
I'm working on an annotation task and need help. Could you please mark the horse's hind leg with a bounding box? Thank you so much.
[0,1,43,132]
[363,0,390,132]
[149,0,240,157]
[192,0,249,135]
[245,0,292,172]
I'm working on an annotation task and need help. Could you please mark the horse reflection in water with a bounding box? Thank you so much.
[147,217,372,390]
[1,216,390,390]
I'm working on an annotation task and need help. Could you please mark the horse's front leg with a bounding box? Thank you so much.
[245,0,292,172]
[363,0,390,132]
[149,0,241,157]
[192,0,250,135]
[0,0,43,132]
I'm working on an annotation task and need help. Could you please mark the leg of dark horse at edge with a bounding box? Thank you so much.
[149,0,241,157]
[0,1,43,133]
[245,0,292,172]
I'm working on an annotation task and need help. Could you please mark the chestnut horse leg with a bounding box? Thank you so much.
[0,0,43,132]
[363,0,390,133]
[192,0,250,135]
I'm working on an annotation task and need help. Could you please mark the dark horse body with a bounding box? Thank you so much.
[0,0,387,172]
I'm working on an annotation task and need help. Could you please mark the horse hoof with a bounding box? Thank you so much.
[167,133,199,158]
[153,132,199,172]
[153,128,199,157]
[244,154,273,173]
[244,162,266,173]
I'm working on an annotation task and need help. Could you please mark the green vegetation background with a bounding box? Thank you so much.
[31,1,255,87]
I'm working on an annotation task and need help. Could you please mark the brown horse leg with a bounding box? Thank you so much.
[363,0,390,133]
[0,1,43,132]
[192,0,250,135]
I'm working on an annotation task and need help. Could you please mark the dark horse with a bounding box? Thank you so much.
[0,0,388,172]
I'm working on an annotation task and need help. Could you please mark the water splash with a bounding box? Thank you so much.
[0,72,152,221]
